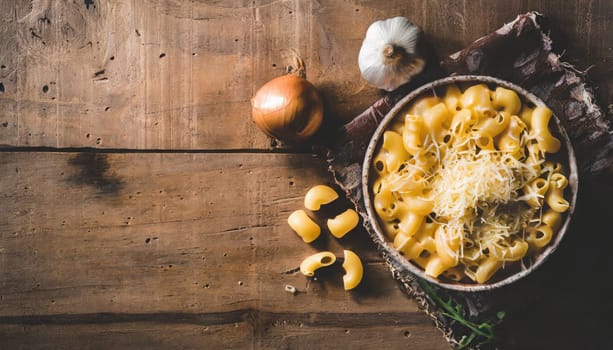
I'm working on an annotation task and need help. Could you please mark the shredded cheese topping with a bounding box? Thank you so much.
[431,148,517,218]
[427,140,538,262]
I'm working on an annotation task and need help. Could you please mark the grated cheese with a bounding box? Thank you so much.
[426,139,539,261]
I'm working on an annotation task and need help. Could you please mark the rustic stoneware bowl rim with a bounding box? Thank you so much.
[362,74,579,292]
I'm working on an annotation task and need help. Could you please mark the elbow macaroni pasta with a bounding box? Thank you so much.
[342,250,363,290]
[327,209,360,238]
[289,184,365,291]
[402,116,426,156]
[288,210,321,243]
[370,83,570,284]
[530,106,561,153]
[300,252,336,277]
[304,185,339,211]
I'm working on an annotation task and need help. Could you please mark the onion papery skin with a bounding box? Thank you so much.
[251,74,324,144]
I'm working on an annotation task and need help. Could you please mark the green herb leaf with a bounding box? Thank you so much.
[417,279,506,349]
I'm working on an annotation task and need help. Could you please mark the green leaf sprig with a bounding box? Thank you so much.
[417,279,505,349]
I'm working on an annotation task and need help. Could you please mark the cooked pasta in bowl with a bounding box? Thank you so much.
[362,75,578,291]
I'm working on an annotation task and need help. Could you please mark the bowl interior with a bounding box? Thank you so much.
[362,75,578,292]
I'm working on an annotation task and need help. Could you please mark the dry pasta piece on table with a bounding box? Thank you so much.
[304,185,338,211]
[300,252,336,277]
[287,210,320,243]
[342,250,363,290]
[327,209,360,238]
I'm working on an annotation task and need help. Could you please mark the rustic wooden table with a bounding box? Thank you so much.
[0,1,610,349]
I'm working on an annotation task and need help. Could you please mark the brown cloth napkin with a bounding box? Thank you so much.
[325,12,612,349]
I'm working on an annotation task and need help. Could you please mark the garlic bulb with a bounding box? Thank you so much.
[358,17,425,91]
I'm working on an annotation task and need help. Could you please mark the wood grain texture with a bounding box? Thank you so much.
[0,0,609,149]
[0,323,445,350]
[0,1,611,349]
[0,151,450,349]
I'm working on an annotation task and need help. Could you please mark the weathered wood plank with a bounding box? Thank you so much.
[0,322,256,350]
[0,322,449,350]
[0,151,449,348]
[0,0,609,149]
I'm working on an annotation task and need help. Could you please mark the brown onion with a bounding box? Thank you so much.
[251,54,323,144]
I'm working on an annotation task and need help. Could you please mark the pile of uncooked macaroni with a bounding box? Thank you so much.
[287,185,363,290]
[370,83,570,284]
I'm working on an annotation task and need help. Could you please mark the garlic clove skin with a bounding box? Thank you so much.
[358,17,426,92]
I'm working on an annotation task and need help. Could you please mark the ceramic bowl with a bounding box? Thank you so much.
[362,75,578,291]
